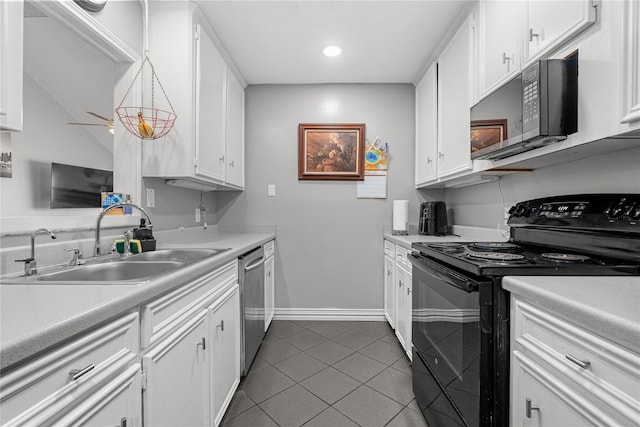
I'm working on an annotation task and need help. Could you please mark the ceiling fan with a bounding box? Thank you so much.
[67,111,114,134]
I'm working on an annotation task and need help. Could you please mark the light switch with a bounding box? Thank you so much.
[268,184,276,197]
[146,188,155,208]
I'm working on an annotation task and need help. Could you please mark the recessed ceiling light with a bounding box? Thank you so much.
[323,45,342,57]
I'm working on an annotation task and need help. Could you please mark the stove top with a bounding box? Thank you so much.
[412,240,640,277]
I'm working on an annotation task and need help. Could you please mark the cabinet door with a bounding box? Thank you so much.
[383,255,396,328]
[209,285,241,427]
[0,0,23,131]
[622,0,640,124]
[143,310,209,427]
[437,13,474,178]
[526,0,596,62]
[226,69,245,188]
[404,269,412,361]
[53,365,142,427]
[264,255,275,331]
[415,62,438,186]
[394,265,408,353]
[194,24,227,182]
[478,0,523,97]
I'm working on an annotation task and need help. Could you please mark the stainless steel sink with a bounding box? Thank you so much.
[125,249,229,263]
[36,261,185,283]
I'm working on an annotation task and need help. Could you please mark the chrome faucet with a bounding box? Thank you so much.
[65,248,85,266]
[15,228,57,276]
[94,202,153,256]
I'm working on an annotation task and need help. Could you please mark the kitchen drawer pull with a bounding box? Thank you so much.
[196,337,206,350]
[69,364,95,381]
[565,354,590,369]
[525,398,539,418]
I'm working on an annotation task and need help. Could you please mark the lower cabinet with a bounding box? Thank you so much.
[142,309,211,426]
[511,296,640,426]
[264,240,275,331]
[0,313,141,426]
[383,239,412,361]
[209,285,241,426]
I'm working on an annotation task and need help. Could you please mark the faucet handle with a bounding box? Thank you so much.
[15,258,37,276]
[65,248,84,266]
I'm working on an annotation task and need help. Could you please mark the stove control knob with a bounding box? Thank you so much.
[607,199,627,220]
[515,205,528,217]
[629,204,640,221]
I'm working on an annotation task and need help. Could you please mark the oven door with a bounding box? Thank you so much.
[409,253,493,427]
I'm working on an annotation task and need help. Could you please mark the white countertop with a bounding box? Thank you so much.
[383,225,507,248]
[503,276,640,353]
[0,227,275,370]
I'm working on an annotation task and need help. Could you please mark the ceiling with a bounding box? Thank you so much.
[194,0,473,85]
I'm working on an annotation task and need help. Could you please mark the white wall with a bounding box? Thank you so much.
[215,84,443,311]
[445,146,640,230]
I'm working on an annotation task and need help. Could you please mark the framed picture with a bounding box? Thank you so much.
[298,123,365,180]
[470,119,508,153]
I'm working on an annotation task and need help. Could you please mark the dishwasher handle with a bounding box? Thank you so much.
[244,256,265,272]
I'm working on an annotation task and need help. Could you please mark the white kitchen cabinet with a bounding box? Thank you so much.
[510,296,640,426]
[208,284,241,427]
[0,0,23,131]
[477,0,523,98]
[525,0,597,63]
[414,63,438,186]
[383,240,396,328]
[0,313,140,425]
[394,245,412,361]
[144,2,245,191]
[436,13,475,179]
[621,0,640,125]
[264,240,275,331]
[142,309,210,427]
[226,67,245,188]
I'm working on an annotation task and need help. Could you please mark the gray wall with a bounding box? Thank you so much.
[444,146,640,229]
[215,84,443,310]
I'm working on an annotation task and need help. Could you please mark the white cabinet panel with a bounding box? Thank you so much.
[415,63,438,186]
[383,254,395,328]
[226,69,245,188]
[621,0,640,124]
[0,0,23,131]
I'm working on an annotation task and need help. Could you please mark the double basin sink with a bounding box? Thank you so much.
[4,249,229,285]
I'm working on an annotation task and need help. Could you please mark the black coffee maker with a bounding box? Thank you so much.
[419,202,448,235]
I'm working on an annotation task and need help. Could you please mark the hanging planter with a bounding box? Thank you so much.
[116,54,177,140]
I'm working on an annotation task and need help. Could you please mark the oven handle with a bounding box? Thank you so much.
[408,253,484,292]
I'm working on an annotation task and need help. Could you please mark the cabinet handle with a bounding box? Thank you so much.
[438,152,444,159]
[525,398,540,418]
[69,364,95,381]
[529,28,539,42]
[407,287,411,295]
[399,280,402,288]
[120,417,127,427]
[219,155,225,163]
[217,320,225,332]
[427,157,432,164]
[502,52,512,65]
[565,354,590,369]
[229,161,235,167]
[196,337,206,350]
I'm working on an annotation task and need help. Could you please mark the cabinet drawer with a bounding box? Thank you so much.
[264,240,275,258]
[384,240,395,257]
[513,299,640,423]
[0,312,139,425]
[141,260,238,349]
[395,246,410,268]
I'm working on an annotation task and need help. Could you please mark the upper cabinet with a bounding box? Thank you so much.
[478,0,523,98]
[143,2,245,191]
[414,62,438,186]
[621,0,640,125]
[0,0,23,131]
[525,0,597,63]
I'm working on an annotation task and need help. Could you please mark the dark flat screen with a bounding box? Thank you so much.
[50,162,113,209]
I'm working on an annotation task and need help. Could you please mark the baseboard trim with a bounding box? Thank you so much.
[273,308,386,322]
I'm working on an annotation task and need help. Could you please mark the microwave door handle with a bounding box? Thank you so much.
[408,254,480,292]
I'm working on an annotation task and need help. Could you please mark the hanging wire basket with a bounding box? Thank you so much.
[116,54,177,140]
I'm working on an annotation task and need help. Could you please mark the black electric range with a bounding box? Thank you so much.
[409,194,640,427]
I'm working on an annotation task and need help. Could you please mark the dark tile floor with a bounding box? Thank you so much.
[220,320,429,427]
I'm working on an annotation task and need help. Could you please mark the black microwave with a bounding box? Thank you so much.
[470,54,578,160]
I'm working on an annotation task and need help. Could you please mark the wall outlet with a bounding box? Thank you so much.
[146,188,155,208]
[268,184,276,197]
[195,208,201,223]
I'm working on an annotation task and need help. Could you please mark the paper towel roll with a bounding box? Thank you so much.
[392,200,409,235]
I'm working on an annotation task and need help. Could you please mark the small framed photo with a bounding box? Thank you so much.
[470,119,508,153]
[298,123,365,181]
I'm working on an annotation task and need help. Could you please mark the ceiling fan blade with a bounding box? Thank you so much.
[67,122,110,127]
[86,111,113,123]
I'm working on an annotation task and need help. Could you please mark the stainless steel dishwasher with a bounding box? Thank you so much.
[238,246,266,376]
